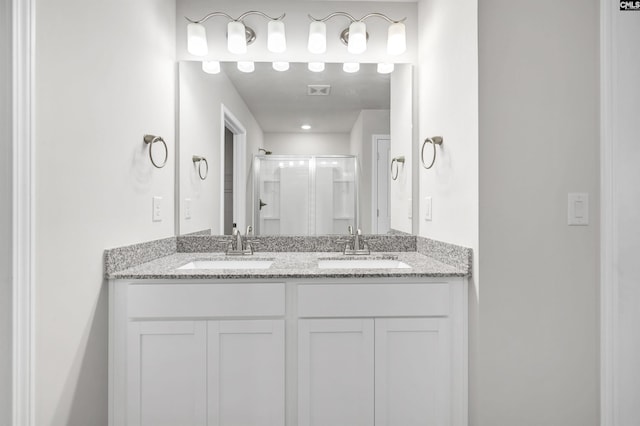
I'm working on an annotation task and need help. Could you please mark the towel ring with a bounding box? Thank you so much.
[420,136,443,169]
[192,155,209,180]
[143,134,168,169]
[390,156,405,181]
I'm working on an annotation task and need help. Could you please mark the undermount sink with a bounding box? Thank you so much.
[177,260,274,270]
[317,259,412,269]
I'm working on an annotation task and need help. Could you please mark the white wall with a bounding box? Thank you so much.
[177,0,418,65]
[349,109,390,233]
[35,1,176,424]
[416,0,479,422]
[0,0,12,422]
[178,61,263,235]
[264,132,350,155]
[389,65,413,233]
[477,1,599,426]
[610,5,640,425]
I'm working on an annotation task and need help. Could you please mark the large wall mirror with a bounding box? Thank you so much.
[177,60,412,236]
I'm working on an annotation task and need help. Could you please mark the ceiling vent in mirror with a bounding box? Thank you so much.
[307,85,331,96]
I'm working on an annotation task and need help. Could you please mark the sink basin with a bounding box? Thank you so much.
[177,260,273,270]
[317,259,411,269]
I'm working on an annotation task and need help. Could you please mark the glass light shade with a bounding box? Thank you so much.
[308,62,325,72]
[187,23,208,56]
[377,63,394,74]
[202,60,221,74]
[268,20,286,53]
[343,62,360,73]
[387,22,406,55]
[308,21,327,54]
[348,21,367,54]
[237,61,255,73]
[272,61,290,72]
[227,21,247,54]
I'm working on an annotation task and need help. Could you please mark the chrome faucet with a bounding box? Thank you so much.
[343,226,370,255]
[226,223,253,255]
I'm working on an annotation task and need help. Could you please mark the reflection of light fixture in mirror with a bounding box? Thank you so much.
[343,62,360,73]
[308,12,406,56]
[377,63,394,74]
[187,23,208,56]
[185,11,286,55]
[301,124,311,130]
[308,62,325,72]
[237,61,255,73]
[272,61,290,72]
[202,60,221,74]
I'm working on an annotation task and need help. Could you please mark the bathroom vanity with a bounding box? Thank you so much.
[106,237,470,426]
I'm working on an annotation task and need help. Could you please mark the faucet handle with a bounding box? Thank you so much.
[246,225,253,236]
[347,225,354,235]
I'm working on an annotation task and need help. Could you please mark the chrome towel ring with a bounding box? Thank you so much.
[420,136,443,169]
[390,156,405,181]
[143,134,168,169]
[192,155,209,180]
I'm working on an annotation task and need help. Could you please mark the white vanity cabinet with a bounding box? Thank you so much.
[296,280,467,426]
[109,277,467,426]
[110,281,286,426]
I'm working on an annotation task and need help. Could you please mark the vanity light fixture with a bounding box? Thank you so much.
[202,60,221,74]
[377,62,394,74]
[185,11,286,56]
[308,62,325,73]
[343,62,360,73]
[307,12,406,56]
[301,124,312,130]
[272,61,290,71]
[237,61,255,73]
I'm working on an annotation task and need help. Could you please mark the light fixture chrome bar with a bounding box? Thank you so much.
[308,12,405,24]
[186,11,285,24]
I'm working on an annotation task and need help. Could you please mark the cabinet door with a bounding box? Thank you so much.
[298,319,374,426]
[374,318,450,426]
[127,321,207,426]
[208,320,285,426]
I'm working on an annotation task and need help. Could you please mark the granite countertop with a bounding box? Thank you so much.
[107,251,467,280]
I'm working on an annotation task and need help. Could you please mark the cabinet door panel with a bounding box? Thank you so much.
[208,320,285,426]
[127,321,207,426]
[375,318,450,426]
[298,319,374,426]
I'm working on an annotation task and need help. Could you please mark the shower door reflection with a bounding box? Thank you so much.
[253,155,357,235]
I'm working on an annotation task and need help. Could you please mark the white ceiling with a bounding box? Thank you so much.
[221,62,390,133]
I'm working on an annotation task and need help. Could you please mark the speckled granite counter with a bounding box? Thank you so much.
[107,251,466,280]
[104,234,472,280]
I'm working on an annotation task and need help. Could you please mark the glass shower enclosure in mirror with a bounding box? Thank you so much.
[253,155,357,235]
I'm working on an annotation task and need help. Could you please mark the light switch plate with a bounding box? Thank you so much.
[185,198,192,220]
[152,196,163,222]
[424,196,432,221]
[568,193,588,226]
